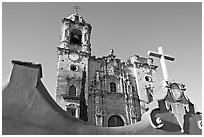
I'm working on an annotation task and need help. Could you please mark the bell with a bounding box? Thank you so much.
[74,34,79,39]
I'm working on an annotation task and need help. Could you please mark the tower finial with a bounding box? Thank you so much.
[73,5,81,13]
[110,48,114,55]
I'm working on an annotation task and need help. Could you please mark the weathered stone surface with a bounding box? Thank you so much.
[2,60,202,135]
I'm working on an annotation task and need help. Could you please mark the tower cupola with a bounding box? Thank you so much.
[58,11,92,55]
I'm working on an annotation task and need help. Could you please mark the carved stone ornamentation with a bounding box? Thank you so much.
[164,81,190,133]
[165,101,189,133]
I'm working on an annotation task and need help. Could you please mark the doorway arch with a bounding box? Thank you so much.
[108,115,124,127]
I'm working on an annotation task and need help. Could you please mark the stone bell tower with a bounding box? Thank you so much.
[128,55,158,114]
[56,10,92,118]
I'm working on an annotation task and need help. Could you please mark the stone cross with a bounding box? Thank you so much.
[148,46,175,81]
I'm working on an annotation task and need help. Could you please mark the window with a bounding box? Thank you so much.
[110,82,116,92]
[145,75,153,82]
[66,107,76,117]
[69,85,76,96]
[70,64,78,71]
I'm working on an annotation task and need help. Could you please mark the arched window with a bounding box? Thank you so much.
[110,82,116,92]
[69,85,76,96]
[108,115,124,127]
[70,29,82,45]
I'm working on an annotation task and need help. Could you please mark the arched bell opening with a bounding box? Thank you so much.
[70,29,82,45]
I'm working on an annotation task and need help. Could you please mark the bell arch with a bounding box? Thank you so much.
[69,29,82,45]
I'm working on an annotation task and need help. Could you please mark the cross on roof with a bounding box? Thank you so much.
[148,46,175,81]
[73,5,81,13]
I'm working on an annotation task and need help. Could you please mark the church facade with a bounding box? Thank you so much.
[56,11,158,127]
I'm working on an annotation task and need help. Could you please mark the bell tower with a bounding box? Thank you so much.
[128,55,158,114]
[58,11,92,54]
[56,10,92,118]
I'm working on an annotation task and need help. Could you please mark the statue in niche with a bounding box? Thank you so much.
[79,16,83,23]
[95,114,102,126]
[82,45,88,53]
[96,71,100,82]
[107,67,114,75]
[82,26,89,45]
[145,86,154,103]
[84,33,88,43]
[95,95,99,104]
[64,22,70,36]
[65,29,69,41]
[96,106,100,113]
[71,15,75,21]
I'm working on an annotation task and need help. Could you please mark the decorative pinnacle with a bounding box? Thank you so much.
[110,48,114,55]
[73,5,81,13]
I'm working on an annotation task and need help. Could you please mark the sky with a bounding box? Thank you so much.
[2,2,202,111]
